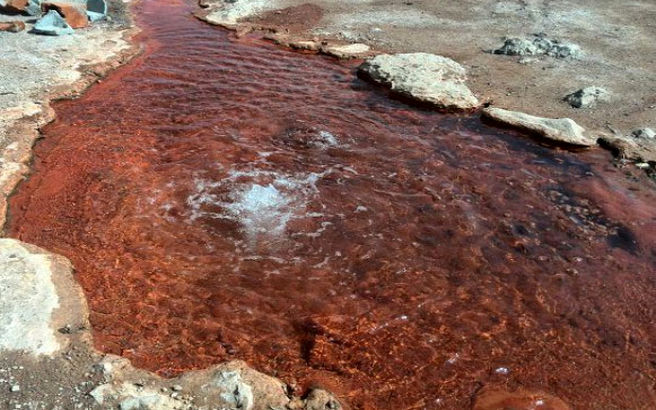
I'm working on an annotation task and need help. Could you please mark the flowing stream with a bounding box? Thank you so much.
[6,0,656,408]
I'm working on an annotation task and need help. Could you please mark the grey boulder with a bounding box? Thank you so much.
[564,87,610,108]
[494,34,582,59]
[32,9,74,35]
[358,52,479,110]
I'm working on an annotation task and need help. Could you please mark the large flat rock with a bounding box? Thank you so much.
[358,52,479,110]
[0,239,87,355]
[483,107,596,146]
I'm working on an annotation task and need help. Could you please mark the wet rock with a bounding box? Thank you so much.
[86,0,106,22]
[31,9,74,35]
[41,2,88,28]
[473,387,571,410]
[599,128,656,162]
[322,43,370,59]
[564,86,610,108]
[304,389,342,410]
[494,34,582,59]
[358,52,479,110]
[0,21,26,32]
[482,107,595,146]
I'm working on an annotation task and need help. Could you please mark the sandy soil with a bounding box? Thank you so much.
[202,0,656,141]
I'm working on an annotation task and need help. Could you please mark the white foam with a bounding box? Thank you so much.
[186,168,331,242]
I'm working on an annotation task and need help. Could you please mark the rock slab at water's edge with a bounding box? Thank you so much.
[483,107,595,146]
[358,52,480,110]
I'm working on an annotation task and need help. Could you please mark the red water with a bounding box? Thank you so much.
[7,0,656,408]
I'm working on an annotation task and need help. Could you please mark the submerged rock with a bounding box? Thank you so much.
[305,389,342,410]
[32,9,74,35]
[494,34,582,59]
[0,21,26,32]
[564,86,610,108]
[483,107,595,146]
[358,52,479,110]
[41,1,88,28]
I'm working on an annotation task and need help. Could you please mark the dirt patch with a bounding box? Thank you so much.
[246,3,323,34]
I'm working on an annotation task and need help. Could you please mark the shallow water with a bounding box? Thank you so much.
[7,0,656,408]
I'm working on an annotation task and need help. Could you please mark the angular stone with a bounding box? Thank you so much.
[24,0,40,15]
[86,0,106,21]
[0,21,26,32]
[358,52,479,110]
[482,107,595,146]
[41,1,88,28]
[32,8,75,35]
[564,86,610,108]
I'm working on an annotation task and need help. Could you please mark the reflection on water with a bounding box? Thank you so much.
[7,0,656,408]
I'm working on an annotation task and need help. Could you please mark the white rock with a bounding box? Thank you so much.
[632,128,655,139]
[91,382,180,410]
[203,0,272,28]
[358,52,479,110]
[323,43,370,59]
[214,370,254,410]
[0,239,62,355]
[482,107,596,146]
